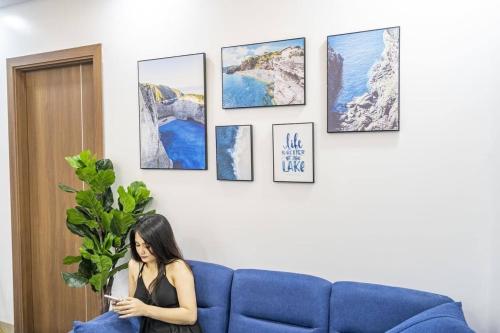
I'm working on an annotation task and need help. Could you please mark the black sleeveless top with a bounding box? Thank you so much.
[134,263,202,333]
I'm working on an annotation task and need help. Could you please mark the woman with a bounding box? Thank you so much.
[113,214,202,333]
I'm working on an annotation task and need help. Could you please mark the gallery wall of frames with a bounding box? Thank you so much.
[138,27,400,183]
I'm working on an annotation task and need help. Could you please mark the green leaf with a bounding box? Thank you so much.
[66,221,87,237]
[80,247,92,259]
[65,155,83,169]
[103,233,114,251]
[109,262,129,277]
[110,210,136,236]
[76,166,97,184]
[101,188,114,212]
[63,255,82,265]
[96,159,114,171]
[112,248,128,261]
[78,259,95,279]
[76,190,100,212]
[62,272,87,288]
[91,169,116,194]
[99,211,113,233]
[91,254,112,273]
[89,273,105,292]
[134,197,153,214]
[58,183,78,193]
[79,150,96,168]
[83,237,94,250]
[112,236,122,248]
[67,208,89,225]
[118,186,135,213]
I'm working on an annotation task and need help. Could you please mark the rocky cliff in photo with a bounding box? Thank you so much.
[333,28,399,131]
[224,46,305,105]
[139,83,205,168]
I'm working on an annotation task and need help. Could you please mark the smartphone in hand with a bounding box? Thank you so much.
[104,294,122,303]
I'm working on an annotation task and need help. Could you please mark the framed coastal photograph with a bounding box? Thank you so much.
[215,125,253,181]
[138,53,207,170]
[272,122,314,183]
[222,37,305,109]
[327,27,400,132]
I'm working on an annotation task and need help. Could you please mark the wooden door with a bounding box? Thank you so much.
[8,45,103,333]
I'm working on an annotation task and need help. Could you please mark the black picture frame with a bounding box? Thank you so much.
[221,37,306,109]
[215,125,254,182]
[138,52,208,170]
[272,122,315,183]
[327,26,400,133]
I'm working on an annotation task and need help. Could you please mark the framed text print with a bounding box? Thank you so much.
[272,122,314,183]
[138,53,207,170]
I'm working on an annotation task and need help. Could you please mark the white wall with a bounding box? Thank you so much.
[1,0,499,331]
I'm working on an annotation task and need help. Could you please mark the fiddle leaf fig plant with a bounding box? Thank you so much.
[59,150,154,311]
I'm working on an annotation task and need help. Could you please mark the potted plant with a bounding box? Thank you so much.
[58,150,154,312]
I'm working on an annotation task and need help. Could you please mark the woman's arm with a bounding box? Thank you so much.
[128,259,139,297]
[117,260,198,325]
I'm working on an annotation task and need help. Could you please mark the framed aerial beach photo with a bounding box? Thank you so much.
[138,53,207,170]
[222,37,305,109]
[327,27,400,133]
[215,125,253,181]
[273,122,314,183]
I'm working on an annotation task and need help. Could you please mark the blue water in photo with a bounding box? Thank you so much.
[328,29,385,113]
[223,73,273,108]
[159,119,206,169]
[216,126,238,180]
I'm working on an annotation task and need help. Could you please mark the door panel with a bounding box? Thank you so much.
[25,64,98,333]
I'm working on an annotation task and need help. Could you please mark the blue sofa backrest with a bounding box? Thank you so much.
[228,269,332,333]
[329,281,454,333]
[189,260,234,333]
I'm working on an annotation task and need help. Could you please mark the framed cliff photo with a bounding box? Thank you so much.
[138,53,207,170]
[272,122,314,183]
[222,37,306,109]
[327,27,400,132]
[215,125,253,181]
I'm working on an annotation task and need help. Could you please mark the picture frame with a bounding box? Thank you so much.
[327,27,400,133]
[215,125,254,181]
[138,52,207,170]
[272,122,314,183]
[221,37,306,109]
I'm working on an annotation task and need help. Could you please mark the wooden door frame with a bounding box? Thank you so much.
[7,44,103,332]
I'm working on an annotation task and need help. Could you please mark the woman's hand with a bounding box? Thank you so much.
[113,297,147,318]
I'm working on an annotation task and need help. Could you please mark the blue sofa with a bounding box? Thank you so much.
[73,260,475,333]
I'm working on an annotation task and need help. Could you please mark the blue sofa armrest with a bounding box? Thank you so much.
[386,302,475,333]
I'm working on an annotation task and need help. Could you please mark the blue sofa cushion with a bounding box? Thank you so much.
[188,260,234,333]
[386,302,474,333]
[330,281,454,333]
[72,311,140,333]
[228,269,331,333]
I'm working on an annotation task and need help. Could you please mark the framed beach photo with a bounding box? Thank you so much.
[215,125,253,181]
[222,37,306,109]
[138,53,207,170]
[272,122,314,183]
[327,27,400,133]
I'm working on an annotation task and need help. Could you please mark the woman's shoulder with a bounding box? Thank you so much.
[166,259,192,276]
[128,259,141,278]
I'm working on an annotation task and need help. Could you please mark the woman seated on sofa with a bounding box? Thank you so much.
[113,214,202,333]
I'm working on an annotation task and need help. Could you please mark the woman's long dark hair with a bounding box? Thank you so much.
[130,214,184,296]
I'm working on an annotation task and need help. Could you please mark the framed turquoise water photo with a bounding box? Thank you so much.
[222,37,306,109]
[272,122,314,183]
[327,27,400,132]
[138,53,207,170]
[215,125,253,181]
